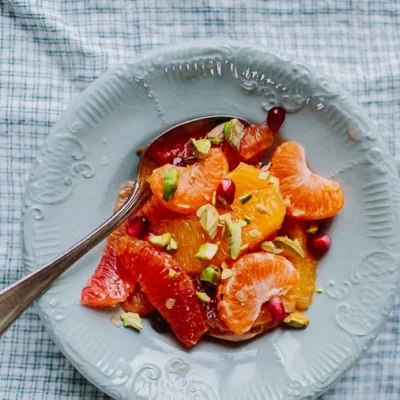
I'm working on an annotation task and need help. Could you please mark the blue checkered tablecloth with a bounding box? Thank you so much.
[1,1,399,399]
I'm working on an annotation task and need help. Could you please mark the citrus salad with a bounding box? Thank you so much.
[81,108,344,347]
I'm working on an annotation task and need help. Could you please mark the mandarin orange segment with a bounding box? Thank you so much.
[148,148,229,214]
[114,237,208,347]
[225,163,286,248]
[270,141,344,220]
[218,252,299,334]
[281,218,318,311]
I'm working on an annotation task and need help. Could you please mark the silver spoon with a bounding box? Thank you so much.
[0,115,247,335]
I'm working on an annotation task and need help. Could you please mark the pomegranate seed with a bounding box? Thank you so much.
[172,156,186,167]
[216,178,236,205]
[126,216,150,239]
[308,233,331,257]
[266,296,286,324]
[267,107,286,134]
[142,229,155,241]
[150,311,170,333]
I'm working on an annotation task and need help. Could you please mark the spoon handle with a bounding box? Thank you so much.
[0,184,150,336]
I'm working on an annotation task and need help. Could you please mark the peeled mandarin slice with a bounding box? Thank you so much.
[218,252,299,334]
[148,148,229,214]
[270,141,344,220]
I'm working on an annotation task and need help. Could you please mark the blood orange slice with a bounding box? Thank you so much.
[146,119,216,165]
[121,284,154,316]
[114,237,207,347]
[218,252,299,334]
[81,245,136,307]
[270,141,344,220]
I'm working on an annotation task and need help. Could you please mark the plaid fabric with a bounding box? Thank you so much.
[0,1,399,399]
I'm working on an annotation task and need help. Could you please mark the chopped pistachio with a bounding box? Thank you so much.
[196,291,211,302]
[162,169,178,202]
[239,193,252,204]
[168,268,179,279]
[221,267,233,280]
[249,229,261,239]
[260,241,283,254]
[200,265,221,285]
[212,191,217,206]
[224,119,245,150]
[261,162,271,171]
[268,176,280,188]
[219,213,242,260]
[235,290,248,303]
[221,261,229,270]
[196,204,219,239]
[223,120,231,135]
[187,165,195,184]
[307,222,319,234]
[258,171,271,181]
[238,220,247,228]
[274,236,305,258]
[120,312,143,331]
[255,204,268,214]
[192,138,211,159]
[244,215,252,224]
[166,237,179,252]
[195,243,219,261]
[110,316,122,328]
[206,122,225,144]
[165,298,176,309]
[315,285,324,293]
[149,232,172,248]
[284,311,310,329]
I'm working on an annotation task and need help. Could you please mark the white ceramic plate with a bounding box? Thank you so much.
[22,40,400,400]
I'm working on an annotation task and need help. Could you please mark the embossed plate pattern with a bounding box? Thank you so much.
[22,40,400,400]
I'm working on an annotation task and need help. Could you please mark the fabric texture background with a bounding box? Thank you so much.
[0,1,399,399]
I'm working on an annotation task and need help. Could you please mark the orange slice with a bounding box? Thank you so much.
[227,163,286,247]
[280,218,318,310]
[218,252,299,334]
[114,237,207,347]
[148,148,229,214]
[121,284,155,316]
[270,141,344,220]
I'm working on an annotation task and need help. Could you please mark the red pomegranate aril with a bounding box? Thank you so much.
[267,107,286,134]
[127,216,150,239]
[142,229,155,242]
[266,296,286,324]
[308,233,331,257]
[216,178,236,205]
[172,156,186,167]
[150,311,170,333]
